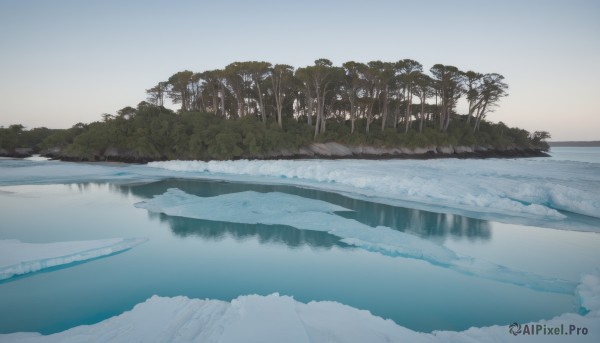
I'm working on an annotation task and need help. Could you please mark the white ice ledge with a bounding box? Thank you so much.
[0,238,147,280]
[147,159,600,222]
[3,270,599,343]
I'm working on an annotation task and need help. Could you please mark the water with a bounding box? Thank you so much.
[1,148,599,335]
[548,146,600,163]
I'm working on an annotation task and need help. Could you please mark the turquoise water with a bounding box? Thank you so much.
[1,178,600,334]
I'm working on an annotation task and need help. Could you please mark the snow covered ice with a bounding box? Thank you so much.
[0,238,147,280]
[135,188,576,294]
[3,270,599,343]
[2,157,599,231]
[1,157,599,341]
[147,158,600,221]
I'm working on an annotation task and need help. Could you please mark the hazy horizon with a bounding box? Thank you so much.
[1,0,599,141]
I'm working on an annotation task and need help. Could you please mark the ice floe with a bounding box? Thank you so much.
[0,238,147,280]
[3,270,599,343]
[135,188,576,293]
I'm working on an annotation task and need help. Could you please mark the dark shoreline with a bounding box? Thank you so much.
[30,146,549,164]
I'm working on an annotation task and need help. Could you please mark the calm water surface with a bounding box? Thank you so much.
[1,148,599,334]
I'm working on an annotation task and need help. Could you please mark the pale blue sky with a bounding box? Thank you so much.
[1,0,598,140]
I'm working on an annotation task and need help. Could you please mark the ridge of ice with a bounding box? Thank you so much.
[147,159,600,220]
[3,270,599,343]
[0,238,147,280]
[2,158,600,231]
[135,189,576,294]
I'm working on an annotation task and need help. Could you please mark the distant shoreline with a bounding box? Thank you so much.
[1,143,551,163]
[41,144,549,164]
[549,141,600,147]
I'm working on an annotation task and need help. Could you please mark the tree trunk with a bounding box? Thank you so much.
[272,74,283,128]
[393,89,402,129]
[257,82,266,124]
[211,86,218,115]
[366,101,373,134]
[314,85,321,139]
[219,85,226,117]
[381,85,389,131]
[404,86,412,134]
[419,96,425,133]
[349,98,356,134]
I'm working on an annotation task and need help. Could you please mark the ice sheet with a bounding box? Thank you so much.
[0,238,147,280]
[3,270,598,343]
[2,157,600,231]
[147,159,600,220]
[0,159,168,186]
[135,189,576,293]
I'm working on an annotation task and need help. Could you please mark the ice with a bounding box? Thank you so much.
[577,268,600,315]
[0,238,147,280]
[135,189,576,294]
[23,155,51,162]
[2,157,600,231]
[3,271,599,342]
[147,158,600,222]
[0,159,170,186]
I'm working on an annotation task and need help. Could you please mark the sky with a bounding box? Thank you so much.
[0,0,598,140]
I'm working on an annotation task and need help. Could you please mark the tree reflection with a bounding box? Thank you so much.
[118,179,491,244]
[147,212,344,249]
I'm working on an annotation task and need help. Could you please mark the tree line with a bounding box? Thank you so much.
[146,58,509,137]
[2,58,553,161]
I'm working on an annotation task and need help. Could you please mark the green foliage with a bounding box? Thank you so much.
[0,125,58,153]
[18,103,546,161]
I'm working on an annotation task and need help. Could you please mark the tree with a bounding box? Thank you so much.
[117,106,137,120]
[270,64,294,128]
[414,72,433,133]
[397,59,423,133]
[368,61,396,131]
[189,73,205,112]
[167,71,194,111]
[342,61,366,134]
[297,59,338,139]
[430,64,464,132]
[361,62,382,134]
[463,71,483,124]
[199,70,221,116]
[245,61,272,124]
[295,67,314,126]
[146,82,168,107]
[473,73,508,131]
[223,63,247,118]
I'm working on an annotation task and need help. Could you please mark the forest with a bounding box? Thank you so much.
[0,59,551,161]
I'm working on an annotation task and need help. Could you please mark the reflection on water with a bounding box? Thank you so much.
[150,212,344,249]
[118,179,491,244]
[0,180,584,335]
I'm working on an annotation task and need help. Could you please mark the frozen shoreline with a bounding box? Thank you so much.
[1,157,599,232]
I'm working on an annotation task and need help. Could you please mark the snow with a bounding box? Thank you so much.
[0,238,147,280]
[0,159,168,186]
[577,268,600,316]
[135,188,576,294]
[2,157,599,231]
[3,270,599,343]
[147,158,600,221]
[23,155,51,162]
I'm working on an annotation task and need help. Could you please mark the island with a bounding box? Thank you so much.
[0,59,550,162]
